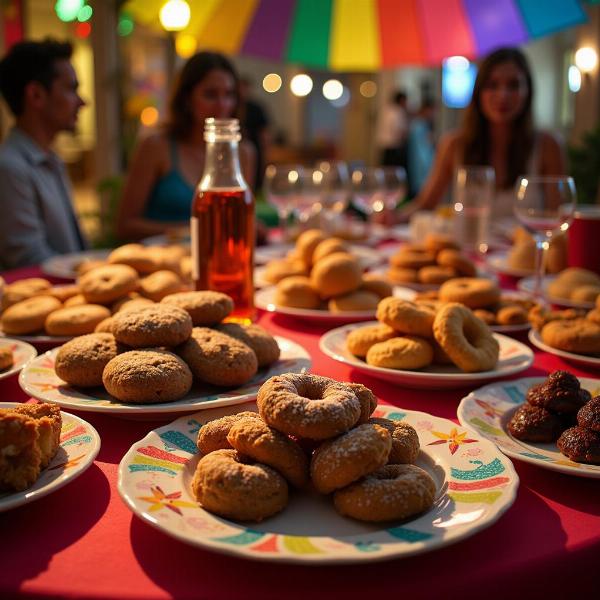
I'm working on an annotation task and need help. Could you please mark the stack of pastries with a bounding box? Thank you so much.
[192,373,436,523]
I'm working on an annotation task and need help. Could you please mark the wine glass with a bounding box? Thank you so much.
[379,166,407,226]
[315,160,350,232]
[263,164,303,242]
[350,166,385,233]
[514,176,576,303]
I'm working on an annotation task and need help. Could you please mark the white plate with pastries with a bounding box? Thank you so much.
[41,249,110,280]
[0,338,37,380]
[518,275,597,310]
[0,402,101,512]
[528,329,600,370]
[485,250,534,278]
[118,401,518,564]
[458,377,600,479]
[18,337,311,417]
[255,286,414,324]
[319,322,534,390]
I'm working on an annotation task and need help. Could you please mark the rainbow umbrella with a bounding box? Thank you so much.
[125,0,589,71]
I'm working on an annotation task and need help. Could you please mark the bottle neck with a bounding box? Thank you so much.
[199,139,247,190]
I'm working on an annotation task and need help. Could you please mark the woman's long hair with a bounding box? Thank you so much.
[164,51,239,140]
[461,47,534,189]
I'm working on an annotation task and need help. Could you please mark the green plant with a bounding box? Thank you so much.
[568,125,600,204]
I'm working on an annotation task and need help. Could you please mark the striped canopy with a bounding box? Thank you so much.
[125,0,589,71]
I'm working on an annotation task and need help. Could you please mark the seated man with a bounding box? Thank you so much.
[0,39,87,269]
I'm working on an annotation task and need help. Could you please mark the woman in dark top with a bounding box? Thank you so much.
[116,51,255,240]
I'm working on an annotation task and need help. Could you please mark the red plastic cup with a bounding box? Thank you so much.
[567,205,600,275]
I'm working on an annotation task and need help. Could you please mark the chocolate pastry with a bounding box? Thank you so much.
[557,426,600,464]
[578,396,600,432]
[527,371,588,414]
[508,404,564,443]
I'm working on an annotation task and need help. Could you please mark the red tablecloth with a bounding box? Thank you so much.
[0,267,598,599]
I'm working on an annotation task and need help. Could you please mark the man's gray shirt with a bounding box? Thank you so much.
[0,127,86,269]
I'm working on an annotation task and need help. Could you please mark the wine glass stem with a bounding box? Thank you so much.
[533,236,548,305]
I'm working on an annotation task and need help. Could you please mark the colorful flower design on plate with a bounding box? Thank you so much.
[118,402,518,564]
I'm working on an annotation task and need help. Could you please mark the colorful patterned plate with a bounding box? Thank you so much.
[528,329,600,370]
[118,403,518,564]
[40,249,111,280]
[18,337,311,416]
[0,338,37,381]
[319,322,534,390]
[457,377,600,479]
[0,402,100,512]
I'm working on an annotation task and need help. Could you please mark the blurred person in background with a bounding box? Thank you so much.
[239,76,271,193]
[376,90,409,168]
[398,47,565,221]
[116,51,255,241]
[406,97,437,197]
[0,39,87,269]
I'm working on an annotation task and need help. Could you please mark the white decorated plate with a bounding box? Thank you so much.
[518,275,596,310]
[528,329,600,370]
[0,339,37,380]
[40,249,111,280]
[18,337,311,416]
[118,402,518,564]
[256,286,414,324]
[486,250,533,278]
[0,402,100,512]
[457,377,600,478]
[319,322,534,390]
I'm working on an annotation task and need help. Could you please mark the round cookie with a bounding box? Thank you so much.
[368,417,420,464]
[1,296,62,335]
[94,316,115,333]
[160,291,233,325]
[45,304,111,336]
[496,305,528,325]
[436,249,477,277]
[55,332,119,387]
[359,274,393,299]
[191,449,288,522]
[328,290,379,313]
[215,322,280,367]
[64,294,87,307]
[295,228,326,266]
[417,265,457,285]
[312,238,348,264]
[424,232,460,253]
[102,349,193,403]
[390,247,436,270]
[227,417,309,488]
[541,319,600,355]
[111,304,193,348]
[333,463,436,522]
[439,278,500,309]
[176,327,258,386]
[346,323,397,357]
[79,264,139,304]
[310,423,392,494]
[0,346,14,371]
[197,412,262,454]
[366,336,434,370]
[1,278,52,310]
[275,276,321,309]
[45,284,81,303]
[108,243,157,273]
[139,270,184,302]
[376,297,435,338]
[264,259,308,284]
[111,294,154,314]
[310,252,362,299]
[571,285,600,303]
[387,267,419,284]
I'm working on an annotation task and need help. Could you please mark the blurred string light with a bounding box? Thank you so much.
[442,55,477,109]
[118,13,135,36]
[322,79,343,101]
[140,106,159,127]
[55,0,84,22]
[290,74,313,97]
[331,86,350,108]
[360,80,377,98]
[263,73,282,93]
[74,21,91,38]
[568,65,582,92]
[176,33,197,58]
[575,47,598,73]
[77,4,92,22]
[159,0,190,31]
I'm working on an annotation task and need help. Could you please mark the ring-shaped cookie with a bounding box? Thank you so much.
[438,277,500,309]
[257,373,361,440]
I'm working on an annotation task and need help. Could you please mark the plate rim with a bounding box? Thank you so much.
[318,321,534,383]
[528,328,600,368]
[117,403,519,564]
[18,336,312,415]
[0,402,101,511]
[457,377,600,478]
[0,338,38,380]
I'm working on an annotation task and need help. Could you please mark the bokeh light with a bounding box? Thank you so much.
[159,0,190,32]
[263,73,282,93]
[175,33,197,58]
[118,13,135,36]
[77,4,92,22]
[290,74,313,97]
[323,79,343,101]
[359,80,377,98]
[140,106,159,127]
[55,0,84,22]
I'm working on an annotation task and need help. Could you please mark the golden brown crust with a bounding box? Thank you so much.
[160,290,234,325]
[79,264,140,304]
[438,277,500,309]
[312,238,348,263]
[274,276,321,309]
[215,323,280,368]
[310,252,362,299]
[346,323,398,357]
[368,418,420,464]
[295,228,326,266]
[264,259,308,284]
[366,336,434,370]
[496,305,528,326]
[436,249,477,277]
[390,247,436,270]
[417,265,457,285]
[139,270,184,302]
[328,290,379,312]
[376,297,435,338]
[45,304,111,336]
[359,274,393,299]
[0,346,14,371]
[386,267,419,284]
[1,296,62,335]
[541,319,600,355]
[197,412,262,454]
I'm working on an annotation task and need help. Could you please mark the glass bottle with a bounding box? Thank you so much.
[191,118,255,322]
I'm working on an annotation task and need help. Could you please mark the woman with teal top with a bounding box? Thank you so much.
[116,51,255,240]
